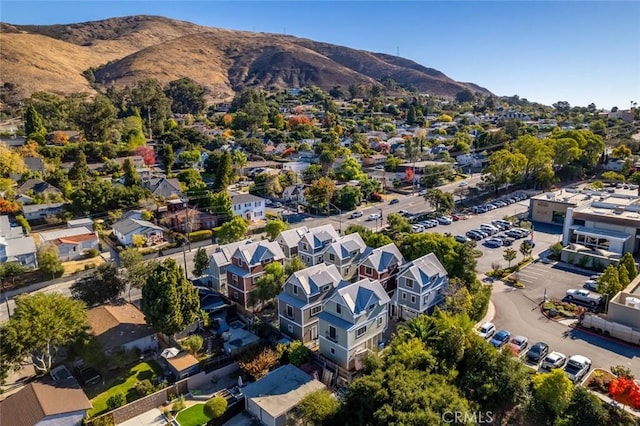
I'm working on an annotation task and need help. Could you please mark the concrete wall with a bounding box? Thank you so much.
[187,362,239,390]
[530,198,574,225]
[608,292,640,329]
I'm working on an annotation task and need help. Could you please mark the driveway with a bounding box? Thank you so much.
[118,408,166,426]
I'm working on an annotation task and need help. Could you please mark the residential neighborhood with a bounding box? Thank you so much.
[0,12,640,425]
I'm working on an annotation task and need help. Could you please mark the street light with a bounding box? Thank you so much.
[327,202,342,235]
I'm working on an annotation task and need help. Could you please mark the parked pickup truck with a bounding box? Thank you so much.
[565,289,603,306]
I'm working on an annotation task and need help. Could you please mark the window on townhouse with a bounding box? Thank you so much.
[330,348,335,354]
[377,316,383,327]
[232,275,238,285]
[336,304,342,314]
[233,291,238,299]
[411,295,416,304]
[322,285,330,292]
[356,325,367,338]
[286,305,293,318]
[405,279,414,288]
[318,256,323,263]
[293,286,298,295]
[288,324,293,332]
[245,203,250,207]
[311,305,322,316]
[254,202,259,207]
[302,243,307,250]
[402,292,407,300]
[329,253,335,261]
[364,266,372,276]
[424,295,429,304]
[329,326,336,339]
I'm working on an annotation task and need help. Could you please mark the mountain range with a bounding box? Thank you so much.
[0,15,491,102]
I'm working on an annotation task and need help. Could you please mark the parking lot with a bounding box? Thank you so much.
[514,262,592,302]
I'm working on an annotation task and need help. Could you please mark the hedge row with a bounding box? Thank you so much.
[188,229,213,242]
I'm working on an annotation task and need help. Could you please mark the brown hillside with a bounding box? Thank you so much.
[0,15,492,103]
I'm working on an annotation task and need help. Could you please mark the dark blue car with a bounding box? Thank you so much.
[490,330,511,348]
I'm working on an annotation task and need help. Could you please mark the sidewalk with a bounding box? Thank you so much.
[477,299,496,327]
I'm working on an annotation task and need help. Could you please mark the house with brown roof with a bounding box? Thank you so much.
[164,352,200,380]
[37,226,99,261]
[160,207,218,232]
[0,378,92,426]
[87,303,158,355]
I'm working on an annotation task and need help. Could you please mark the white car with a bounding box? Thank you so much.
[542,351,567,370]
[437,216,452,225]
[564,355,592,382]
[459,181,469,187]
[476,322,496,339]
[367,213,381,221]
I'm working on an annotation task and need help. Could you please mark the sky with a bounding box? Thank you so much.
[2,1,639,109]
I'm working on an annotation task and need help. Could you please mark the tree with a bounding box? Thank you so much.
[204,396,228,419]
[560,386,610,426]
[305,177,335,213]
[161,144,175,173]
[122,158,141,186]
[165,77,206,115]
[424,189,454,213]
[181,335,204,355]
[215,216,248,244]
[0,262,26,287]
[265,218,288,241]
[287,340,310,367]
[213,151,233,191]
[206,191,233,221]
[24,104,47,143]
[1,293,87,375]
[618,265,630,288]
[192,247,209,278]
[609,377,640,409]
[285,256,305,277]
[387,212,411,234]
[178,149,201,168]
[611,144,633,160]
[334,185,362,211]
[75,95,117,142]
[303,164,324,183]
[532,368,574,417]
[120,248,154,289]
[177,169,206,191]
[141,259,200,335]
[132,234,147,248]
[297,389,340,426]
[484,150,527,192]
[68,150,89,183]
[519,241,532,260]
[106,393,126,410]
[135,145,156,166]
[231,150,248,177]
[130,78,172,136]
[15,214,31,234]
[37,244,64,279]
[620,252,638,280]
[345,225,393,248]
[249,262,285,309]
[0,142,27,177]
[597,264,622,299]
[239,346,279,380]
[71,263,126,306]
[336,156,366,181]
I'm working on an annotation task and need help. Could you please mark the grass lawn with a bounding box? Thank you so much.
[88,360,162,417]
[176,404,210,426]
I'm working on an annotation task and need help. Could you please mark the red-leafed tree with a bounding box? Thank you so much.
[287,115,311,131]
[404,167,414,183]
[0,199,20,214]
[609,377,640,409]
[282,147,296,157]
[135,146,156,166]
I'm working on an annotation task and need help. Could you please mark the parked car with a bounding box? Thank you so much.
[480,224,500,234]
[418,190,427,196]
[459,181,469,187]
[473,229,489,238]
[349,211,363,219]
[399,210,409,216]
[451,214,461,221]
[273,202,283,208]
[490,330,511,348]
[412,225,425,233]
[75,365,102,387]
[527,342,549,363]
[564,355,592,382]
[437,216,452,225]
[508,335,529,354]
[484,239,502,248]
[566,288,603,306]
[583,280,599,291]
[476,322,496,340]
[454,235,471,243]
[542,352,567,370]
[466,231,483,241]
[492,219,513,229]
[389,198,400,205]
[367,213,381,221]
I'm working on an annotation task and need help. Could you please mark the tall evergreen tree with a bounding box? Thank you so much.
[122,158,141,186]
[213,151,233,190]
[161,144,175,174]
[141,259,200,335]
[192,248,209,278]
[68,150,89,182]
[619,252,638,280]
[24,105,47,143]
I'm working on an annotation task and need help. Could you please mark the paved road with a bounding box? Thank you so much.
[491,280,640,379]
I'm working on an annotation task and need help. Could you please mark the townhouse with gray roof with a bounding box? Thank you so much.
[204,239,252,293]
[297,224,340,267]
[226,240,285,307]
[323,233,368,280]
[318,278,390,370]
[276,226,309,258]
[278,263,345,345]
[394,252,449,320]
[357,243,406,292]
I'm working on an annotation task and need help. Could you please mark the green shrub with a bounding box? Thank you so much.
[187,230,213,242]
[611,365,634,379]
[549,242,563,260]
[85,248,100,258]
[250,226,266,235]
[204,396,228,419]
[172,394,186,413]
[106,393,126,410]
[135,379,155,397]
